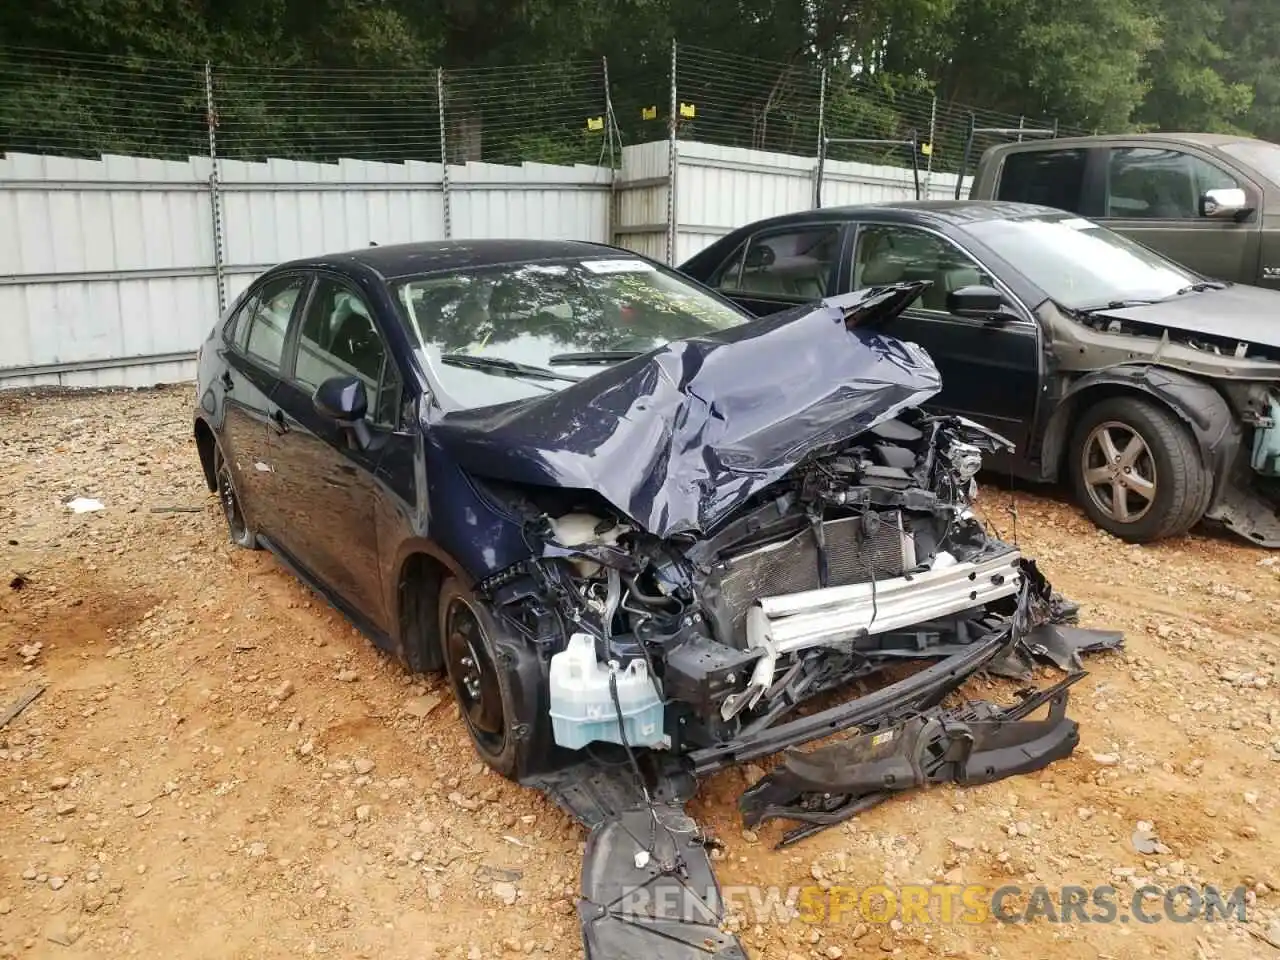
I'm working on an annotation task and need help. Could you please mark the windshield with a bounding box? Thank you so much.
[1220,140,1280,187]
[392,256,748,408]
[965,214,1200,311]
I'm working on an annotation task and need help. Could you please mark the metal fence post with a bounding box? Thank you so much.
[603,55,619,245]
[204,62,226,315]
[437,67,452,239]
[925,95,937,193]
[666,39,678,265]
[812,67,827,208]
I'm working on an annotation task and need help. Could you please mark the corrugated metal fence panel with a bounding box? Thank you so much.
[612,141,671,262]
[671,141,968,262]
[450,161,611,241]
[218,157,447,268]
[1,153,613,388]
[0,151,217,388]
[2,140,971,389]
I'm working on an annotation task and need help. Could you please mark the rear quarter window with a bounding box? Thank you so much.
[996,149,1088,214]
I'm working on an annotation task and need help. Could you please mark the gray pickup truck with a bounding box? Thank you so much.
[967,133,1280,287]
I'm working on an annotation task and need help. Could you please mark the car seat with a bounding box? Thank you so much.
[330,294,383,381]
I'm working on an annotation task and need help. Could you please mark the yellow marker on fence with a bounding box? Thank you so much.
[586,116,604,132]
[641,105,658,121]
[679,102,696,119]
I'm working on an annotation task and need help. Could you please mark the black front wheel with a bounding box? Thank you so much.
[213,443,258,550]
[438,578,547,780]
[1069,396,1211,543]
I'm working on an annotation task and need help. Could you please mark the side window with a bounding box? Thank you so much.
[223,292,252,348]
[711,242,746,291]
[1105,147,1239,219]
[852,224,995,313]
[996,149,1088,213]
[243,275,307,369]
[730,225,842,301]
[292,277,396,426]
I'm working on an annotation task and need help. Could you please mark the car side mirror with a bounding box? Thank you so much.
[1200,187,1251,220]
[314,375,373,448]
[946,284,1010,320]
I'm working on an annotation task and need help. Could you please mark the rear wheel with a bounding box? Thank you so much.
[1069,396,1209,543]
[213,443,258,550]
[438,578,546,780]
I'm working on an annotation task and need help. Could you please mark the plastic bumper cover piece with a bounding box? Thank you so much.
[738,673,1083,848]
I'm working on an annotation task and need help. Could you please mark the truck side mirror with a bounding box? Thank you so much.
[1200,187,1251,220]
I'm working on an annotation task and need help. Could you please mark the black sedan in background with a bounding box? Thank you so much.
[680,201,1280,548]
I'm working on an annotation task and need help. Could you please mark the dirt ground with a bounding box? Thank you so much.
[1,385,1278,960]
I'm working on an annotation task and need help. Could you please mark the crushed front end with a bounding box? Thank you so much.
[479,410,1043,763]
[437,287,1123,959]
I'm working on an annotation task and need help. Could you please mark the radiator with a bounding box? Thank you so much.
[709,511,913,646]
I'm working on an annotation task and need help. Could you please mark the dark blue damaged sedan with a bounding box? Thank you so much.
[192,238,1033,789]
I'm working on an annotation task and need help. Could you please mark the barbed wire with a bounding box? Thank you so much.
[673,44,1085,177]
[0,46,206,158]
[0,42,1083,174]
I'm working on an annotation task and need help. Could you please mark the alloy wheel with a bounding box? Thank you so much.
[216,460,249,542]
[1081,421,1157,524]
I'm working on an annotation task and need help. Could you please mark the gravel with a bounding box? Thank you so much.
[1,386,1277,960]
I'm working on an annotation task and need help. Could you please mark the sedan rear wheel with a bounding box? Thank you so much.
[213,444,258,549]
[1069,396,1210,543]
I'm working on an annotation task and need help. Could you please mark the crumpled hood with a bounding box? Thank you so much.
[433,283,941,539]
[1095,283,1280,350]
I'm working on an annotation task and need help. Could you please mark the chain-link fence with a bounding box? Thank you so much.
[0,42,1085,175]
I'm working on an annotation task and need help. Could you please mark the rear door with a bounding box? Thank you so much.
[268,272,403,632]
[709,222,847,317]
[847,220,1042,456]
[1090,145,1260,283]
[218,273,310,536]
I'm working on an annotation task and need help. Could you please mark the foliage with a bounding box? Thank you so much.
[1,0,1277,164]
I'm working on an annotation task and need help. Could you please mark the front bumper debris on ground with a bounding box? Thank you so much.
[738,673,1083,848]
[518,574,1124,959]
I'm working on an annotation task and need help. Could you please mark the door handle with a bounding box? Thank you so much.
[269,409,289,435]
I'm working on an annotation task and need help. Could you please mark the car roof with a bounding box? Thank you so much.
[719,200,1067,232]
[987,132,1263,151]
[275,238,633,280]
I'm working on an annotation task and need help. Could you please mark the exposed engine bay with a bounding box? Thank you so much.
[434,287,1125,960]
[475,411,1122,960]
[476,408,1035,757]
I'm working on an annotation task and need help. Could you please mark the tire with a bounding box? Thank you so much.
[438,578,547,780]
[213,443,259,550]
[1068,395,1210,543]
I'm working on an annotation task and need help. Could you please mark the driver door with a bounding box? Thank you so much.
[269,273,403,632]
[849,221,1042,457]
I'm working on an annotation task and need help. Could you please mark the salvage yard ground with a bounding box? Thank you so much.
[1,385,1278,960]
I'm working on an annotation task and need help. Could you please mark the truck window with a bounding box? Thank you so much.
[995,149,1087,213]
[1105,147,1238,219]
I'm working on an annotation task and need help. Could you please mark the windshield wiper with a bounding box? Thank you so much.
[547,350,644,366]
[439,354,581,383]
[1174,280,1228,295]
[1076,298,1164,313]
